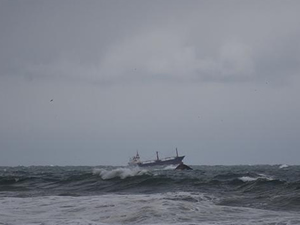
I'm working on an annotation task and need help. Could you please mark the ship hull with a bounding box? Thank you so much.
[134,156,185,167]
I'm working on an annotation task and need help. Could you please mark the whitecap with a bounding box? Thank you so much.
[163,165,178,170]
[257,173,274,181]
[239,173,273,182]
[279,164,289,169]
[239,176,258,182]
[93,167,150,180]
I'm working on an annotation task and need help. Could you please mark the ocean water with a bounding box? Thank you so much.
[1,165,300,225]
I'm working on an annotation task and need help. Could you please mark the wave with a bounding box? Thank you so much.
[1,165,300,208]
[162,165,178,170]
[239,176,258,182]
[2,192,300,225]
[239,173,274,182]
[279,164,289,169]
[92,167,151,180]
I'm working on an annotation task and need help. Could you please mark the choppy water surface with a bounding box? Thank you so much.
[1,165,300,224]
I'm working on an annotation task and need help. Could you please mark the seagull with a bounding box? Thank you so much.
[50,99,53,102]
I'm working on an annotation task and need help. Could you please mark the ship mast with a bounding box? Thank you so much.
[176,148,178,157]
[156,151,160,161]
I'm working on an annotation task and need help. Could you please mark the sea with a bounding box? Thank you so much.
[0,164,300,225]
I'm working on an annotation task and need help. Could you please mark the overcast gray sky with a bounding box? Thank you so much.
[1,0,300,166]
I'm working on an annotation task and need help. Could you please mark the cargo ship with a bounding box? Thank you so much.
[128,148,185,167]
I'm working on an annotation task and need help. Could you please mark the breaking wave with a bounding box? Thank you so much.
[93,167,150,180]
[162,165,178,170]
[279,164,289,169]
[239,176,258,182]
[239,173,274,182]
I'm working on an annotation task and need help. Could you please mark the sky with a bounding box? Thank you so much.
[1,0,300,166]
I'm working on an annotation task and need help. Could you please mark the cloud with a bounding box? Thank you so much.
[95,30,256,84]
[18,28,298,87]
[1,0,300,86]
[21,30,256,85]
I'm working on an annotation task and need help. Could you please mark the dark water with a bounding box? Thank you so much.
[1,165,300,225]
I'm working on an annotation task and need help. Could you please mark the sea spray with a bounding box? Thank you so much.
[239,176,258,182]
[93,167,150,180]
[279,164,289,169]
[239,173,274,182]
[162,165,178,170]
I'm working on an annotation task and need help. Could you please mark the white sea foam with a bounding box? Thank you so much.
[279,164,289,169]
[239,173,273,182]
[257,173,274,180]
[1,193,299,225]
[163,164,178,170]
[93,167,150,180]
[239,176,258,182]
